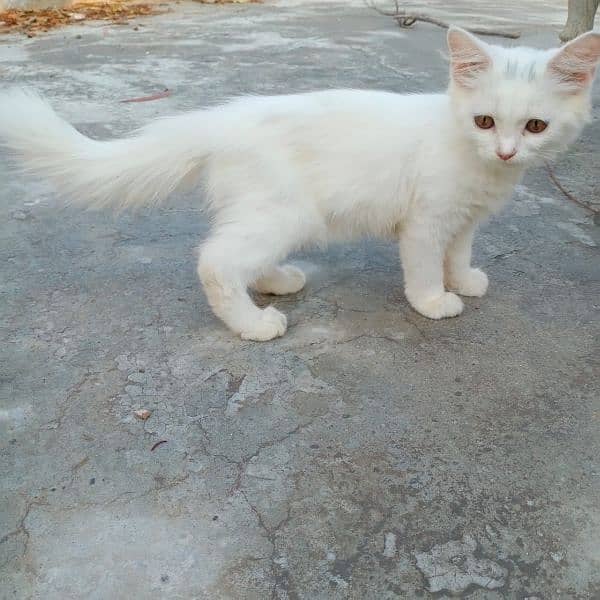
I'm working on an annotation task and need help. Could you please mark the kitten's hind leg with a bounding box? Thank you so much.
[197,223,296,341]
[252,264,306,295]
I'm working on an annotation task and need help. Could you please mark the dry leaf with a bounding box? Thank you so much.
[195,0,260,3]
[134,408,152,420]
[0,1,166,36]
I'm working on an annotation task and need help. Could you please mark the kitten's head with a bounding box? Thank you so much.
[447,27,600,167]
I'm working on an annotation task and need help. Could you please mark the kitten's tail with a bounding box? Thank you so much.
[0,88,211,209]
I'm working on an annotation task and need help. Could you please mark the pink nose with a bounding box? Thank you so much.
[496,150,516,161]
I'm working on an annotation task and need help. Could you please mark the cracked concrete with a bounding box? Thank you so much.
[1,1,599,598]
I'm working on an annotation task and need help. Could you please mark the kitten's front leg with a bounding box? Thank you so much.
[399,227,464,319]
[444,224,488,297]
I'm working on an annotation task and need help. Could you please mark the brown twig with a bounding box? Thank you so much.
[545,162,599,215]
[150,439,168,452]
[120,89,171,103]
[367,0,521,39]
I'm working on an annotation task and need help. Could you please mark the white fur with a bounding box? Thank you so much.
[0,29,598,340]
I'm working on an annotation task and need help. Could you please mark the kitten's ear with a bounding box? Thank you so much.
[548,31,600,92]
[447,27,492,88]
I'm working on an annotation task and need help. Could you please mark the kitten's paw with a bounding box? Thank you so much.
[447,268,489,297]
[254,265,306,295]
[240,306,287,341]
[410,292,464,320]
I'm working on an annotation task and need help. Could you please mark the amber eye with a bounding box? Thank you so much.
[474,115,495,129]
[525,119,548,133]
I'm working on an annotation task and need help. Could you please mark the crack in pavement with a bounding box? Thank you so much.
[214,419,315,497]
[44,370,98,431]
[239,489,295,600]
[0,495,48,568]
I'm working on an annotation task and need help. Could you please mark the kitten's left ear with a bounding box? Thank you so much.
[447,27,492,88]
[548,31,600,92]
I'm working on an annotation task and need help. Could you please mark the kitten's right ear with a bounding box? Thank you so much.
[447,27,492,88]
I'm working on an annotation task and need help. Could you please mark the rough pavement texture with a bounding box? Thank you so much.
[1,1,599,598]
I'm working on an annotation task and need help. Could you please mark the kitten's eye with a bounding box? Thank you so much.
[474,115,494,129]
[525,119,548,133]
[474,115,495,129]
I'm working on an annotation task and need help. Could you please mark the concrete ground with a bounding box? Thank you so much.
[1,1,599,598]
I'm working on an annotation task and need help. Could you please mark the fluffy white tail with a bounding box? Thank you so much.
[0,89,209,208]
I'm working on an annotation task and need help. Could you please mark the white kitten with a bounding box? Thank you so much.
[0,28,599,340]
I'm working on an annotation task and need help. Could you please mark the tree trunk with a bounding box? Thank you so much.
[560,0,600,42]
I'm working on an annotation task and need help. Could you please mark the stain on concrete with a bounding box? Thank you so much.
[415,534,507,594]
